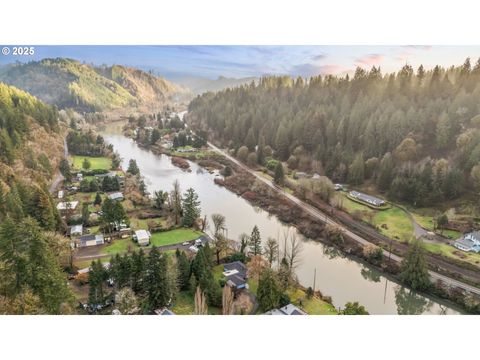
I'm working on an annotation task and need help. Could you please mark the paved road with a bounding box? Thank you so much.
[49,138,68,194]
[207,141,480,296]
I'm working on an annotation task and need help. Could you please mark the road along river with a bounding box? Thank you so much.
[99,121,462,314]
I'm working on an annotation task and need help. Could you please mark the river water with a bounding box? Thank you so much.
[100,121,461,315]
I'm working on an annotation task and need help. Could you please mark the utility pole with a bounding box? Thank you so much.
[313,268,317,291]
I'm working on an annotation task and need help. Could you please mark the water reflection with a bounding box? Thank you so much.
[395,287,434,315]
[99,122,462,315]
[361,267,382,283]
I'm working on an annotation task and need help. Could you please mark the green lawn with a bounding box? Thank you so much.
[339,194,413,241]
[339,193,376,213]
[150,229,203,247]
[287,288,338,315]
[171,290,221,315]
[373,207,414,241]
[101,238,136,255]
[424,242,480,267]
[71,155,112,170]
[129,217,165,230]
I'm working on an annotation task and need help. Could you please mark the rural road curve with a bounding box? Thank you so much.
[207,141,480,296]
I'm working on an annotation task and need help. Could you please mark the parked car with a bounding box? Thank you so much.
[182,241,190,246]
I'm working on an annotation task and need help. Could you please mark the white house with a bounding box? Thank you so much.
[56,201,79,211]
[108,192,124,202]
[134,229,151,246]
[454,231,480,253]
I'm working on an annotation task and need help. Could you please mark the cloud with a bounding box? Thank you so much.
[355,53,384,66]
[395,45,432,62]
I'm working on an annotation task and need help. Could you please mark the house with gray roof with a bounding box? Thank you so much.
[454,231,480,253]
[349,190,385,207]
[77,234,105,248]
[223,261,248,291]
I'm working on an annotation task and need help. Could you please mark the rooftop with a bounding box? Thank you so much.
[56,201,79,210]
[108,192,124,200]
[135,229,151,240]
[349,191,385,206]
[264,303,307,315]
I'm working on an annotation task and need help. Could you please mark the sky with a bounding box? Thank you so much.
[1,45,480,80]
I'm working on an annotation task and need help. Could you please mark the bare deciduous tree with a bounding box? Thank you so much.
[194,286,208,315]
[222,285,235,315]
[286,233,303,271]
[264,237,279,267]
[210,213,228,264]
[170,179,182,225]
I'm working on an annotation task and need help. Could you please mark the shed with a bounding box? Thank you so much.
[134,229,151,246]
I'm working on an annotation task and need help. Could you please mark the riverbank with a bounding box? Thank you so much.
[98,122,463,314]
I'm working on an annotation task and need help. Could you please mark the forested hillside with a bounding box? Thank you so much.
[188,59,480,207]
[0,58,187,112]
[0,82,73,314]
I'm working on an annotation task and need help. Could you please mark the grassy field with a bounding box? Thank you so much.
[150,229,203,247]
[71,155,112,170]
[411,212,462,239]
[373,207,413,241]
[287,288,338,315]
[129,217,165,230]
[101,238,136,255]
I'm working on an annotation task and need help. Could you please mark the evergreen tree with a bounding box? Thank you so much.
[82,158,91,170]
[348,153,365,185]
[257,268,281,311]
[182,188,201,227]
[144,247,171,312]
[176,249,191,291]
[249,225,262,256]
[130,249,146,294]
[274,162,285,185]
[127,159,140,175]
[88,260,107,305]
[94,192,102,206]
[59,158,72,182]
[399,239,431,291]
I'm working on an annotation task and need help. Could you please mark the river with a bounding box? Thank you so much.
[99,121,462,315]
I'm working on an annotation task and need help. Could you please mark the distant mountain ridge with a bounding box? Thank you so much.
[172,75,257,94]
[0,58,189,112]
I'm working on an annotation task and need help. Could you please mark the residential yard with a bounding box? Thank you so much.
[411,211,462,239]
[287,288,337,315]
[129,217,166,230]
[171,290,221,315]
[71,155,112,170]
[338,193,413,241]
[423,242,480,267]
[150,229,203,247]
[101,238,136,256]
